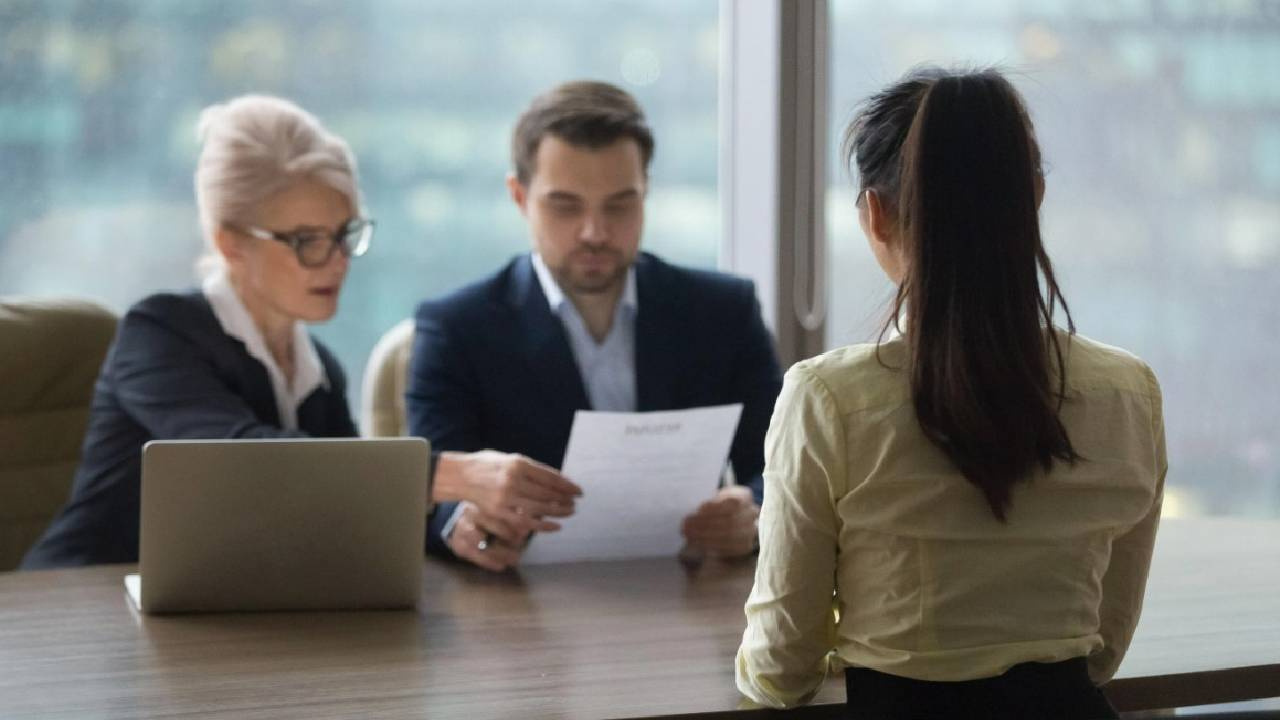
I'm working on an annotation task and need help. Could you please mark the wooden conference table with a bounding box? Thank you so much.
[1,517,1277,719]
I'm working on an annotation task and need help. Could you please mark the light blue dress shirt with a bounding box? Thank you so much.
[530,252,638,413]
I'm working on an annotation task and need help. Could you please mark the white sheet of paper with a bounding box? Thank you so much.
[521,403,744,565]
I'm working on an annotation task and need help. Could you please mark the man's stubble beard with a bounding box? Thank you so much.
[559,248,633,296]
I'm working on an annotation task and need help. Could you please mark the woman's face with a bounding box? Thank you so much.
[224,178,354,324]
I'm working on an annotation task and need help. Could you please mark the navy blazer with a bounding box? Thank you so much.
[21,291,356,569]
[407,252,783,558]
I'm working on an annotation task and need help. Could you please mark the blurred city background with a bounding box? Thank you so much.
[827,0,1280,521]
[1,0,1277,520]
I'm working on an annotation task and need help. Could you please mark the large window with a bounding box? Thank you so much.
[0,0,719,413]
[827,0,1280,519]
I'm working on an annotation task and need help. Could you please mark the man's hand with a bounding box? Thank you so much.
[435,450,582,538]
[680,485,759,558]
[446,502,529,572]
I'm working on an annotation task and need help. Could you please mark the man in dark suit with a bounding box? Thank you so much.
[407,81,783,571]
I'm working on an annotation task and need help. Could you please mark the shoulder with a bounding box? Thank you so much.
[101,290,239,382]
[789,337,911,415]
[127,289,214,324]
[635,254,762,338]
[636,253,756,306]
[117,290,221,346]
[1060,330,1161,400]
[413,256,523,329]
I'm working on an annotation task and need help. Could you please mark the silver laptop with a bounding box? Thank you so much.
[125,437,429,613]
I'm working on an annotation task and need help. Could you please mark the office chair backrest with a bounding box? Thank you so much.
[361,318,414,437]
[0,297,117,570]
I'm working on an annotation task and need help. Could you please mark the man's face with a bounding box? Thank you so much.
[509,135,646,297]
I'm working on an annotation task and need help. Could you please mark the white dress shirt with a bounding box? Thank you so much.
[202,268,327,430]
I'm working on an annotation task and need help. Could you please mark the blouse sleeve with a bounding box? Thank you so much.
[1088,364,1168,684]
[735,365,845,708]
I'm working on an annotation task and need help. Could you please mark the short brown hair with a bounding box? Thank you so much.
[511,80,655,185]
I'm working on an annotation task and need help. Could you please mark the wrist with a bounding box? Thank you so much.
[440,501,470,542]
[431,451,470,503]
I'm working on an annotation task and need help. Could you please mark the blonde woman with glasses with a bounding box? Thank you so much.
[24,95,578,569]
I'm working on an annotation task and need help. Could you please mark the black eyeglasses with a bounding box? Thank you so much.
[228,218,374,268]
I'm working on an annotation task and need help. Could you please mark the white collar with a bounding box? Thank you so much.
[530,252,638,314]
[201,269,328,429]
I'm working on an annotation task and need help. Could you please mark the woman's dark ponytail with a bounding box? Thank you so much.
[848,68,1079,521]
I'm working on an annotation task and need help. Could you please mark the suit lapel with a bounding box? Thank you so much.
[295,369,333,434]
[238,350,282,426]
[634,254,676,411]
[509,255,591,412]
[200,294,284,427]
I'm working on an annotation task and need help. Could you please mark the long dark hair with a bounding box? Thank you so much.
[843,67,1079,521]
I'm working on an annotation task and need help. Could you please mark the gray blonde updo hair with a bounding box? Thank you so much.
[194,94,361,277]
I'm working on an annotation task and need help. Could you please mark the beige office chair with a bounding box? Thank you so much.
[361,318,415,438]
[0,298,117,570]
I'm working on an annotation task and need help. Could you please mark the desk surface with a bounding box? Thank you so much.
[1,517,1277,719]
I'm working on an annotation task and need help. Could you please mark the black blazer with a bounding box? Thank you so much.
[21,291,356,569]
[406,252,783,557]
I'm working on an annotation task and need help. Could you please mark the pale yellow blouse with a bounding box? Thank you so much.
[736,331,1166,708]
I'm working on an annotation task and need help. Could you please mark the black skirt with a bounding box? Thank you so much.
[844,656,1118,720]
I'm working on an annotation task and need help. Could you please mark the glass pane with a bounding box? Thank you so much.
[0,0,719,412]
[827,0,1280,519]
